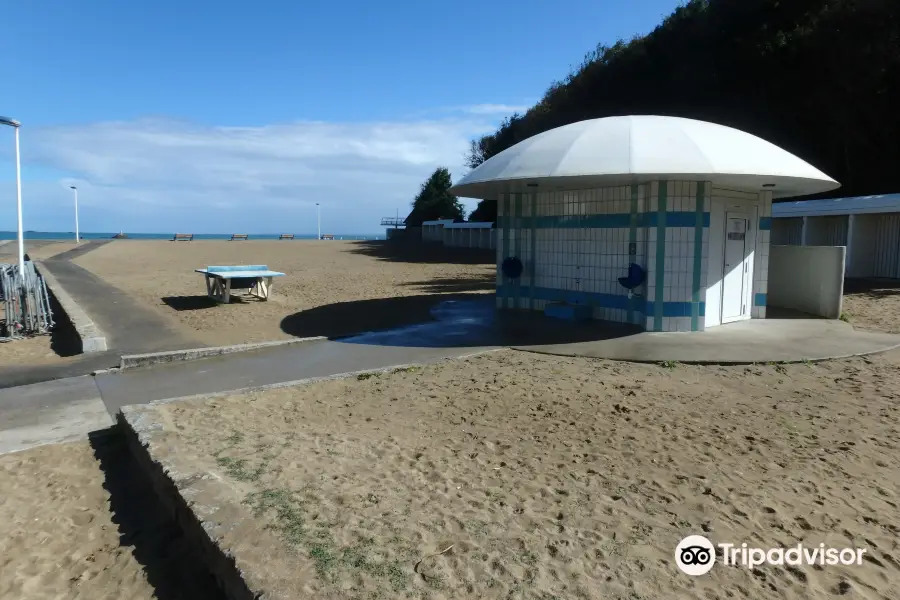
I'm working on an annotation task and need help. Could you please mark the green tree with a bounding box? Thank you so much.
[466,0,900,220]
[405,167,465,226]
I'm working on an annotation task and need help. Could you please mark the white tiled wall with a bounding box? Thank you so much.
[752,191,772,319]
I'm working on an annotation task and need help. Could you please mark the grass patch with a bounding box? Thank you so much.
[840,311,851,323]
[357,372,379,381]
[242,485,410,592]
[660,360,679,370]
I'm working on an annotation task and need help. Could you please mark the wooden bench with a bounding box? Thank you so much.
[194,265,286,303]
[279,234,294,240]
[230,234,249,241]
[173,233,193,242]
[321,234,335,240]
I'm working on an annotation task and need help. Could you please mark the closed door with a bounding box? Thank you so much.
[722,213,748,322]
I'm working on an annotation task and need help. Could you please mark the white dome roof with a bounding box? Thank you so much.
[450,115,839,199]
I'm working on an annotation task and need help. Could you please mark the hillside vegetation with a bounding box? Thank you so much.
[467,0,899,221]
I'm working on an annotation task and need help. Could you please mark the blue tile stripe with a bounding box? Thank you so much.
[691,182,705,331]
[654,182,667,331]
[754,293,767,307]
[501,194,510,309]
[627,184,639,325]
[759,217,772,231]
[529,193,537,310]
[497,284,703,318]
[496,211,709,230]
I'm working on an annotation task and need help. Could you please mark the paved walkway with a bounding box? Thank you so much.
[0,340,490,453]
[42,254,203,354]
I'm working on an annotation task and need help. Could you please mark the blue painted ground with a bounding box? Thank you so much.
[338,298,640,348]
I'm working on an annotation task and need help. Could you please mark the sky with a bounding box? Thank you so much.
[0,0,682,235]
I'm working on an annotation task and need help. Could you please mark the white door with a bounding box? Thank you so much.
[721,213,749,323]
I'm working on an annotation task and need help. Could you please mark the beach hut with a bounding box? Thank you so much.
[450,115,839,332]
[421,219,455,243]
[442,222,496,250]
[772,194,900,278]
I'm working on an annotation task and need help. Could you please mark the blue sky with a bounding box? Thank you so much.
[0,0,681,234]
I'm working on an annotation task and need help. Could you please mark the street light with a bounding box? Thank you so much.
[0,116,24,279]
[316,202,321,240]
[69,186,80,242]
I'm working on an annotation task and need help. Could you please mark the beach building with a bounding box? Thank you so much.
[421,219,455,242]
[450,115,839,332]
[442,222,496,250]
[772,194,900,279]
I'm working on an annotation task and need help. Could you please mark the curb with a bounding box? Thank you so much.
[131,348,504,408]
[35,261,108,353]
[118,336,327,370]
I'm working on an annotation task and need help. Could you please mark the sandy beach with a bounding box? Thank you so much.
[137,348,900,600]
[74,240,495,346]
[0,436,225,600]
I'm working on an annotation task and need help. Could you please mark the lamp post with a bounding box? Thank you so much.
[69,186,80,242]
[316,202,321,240]
[0,116,24,279]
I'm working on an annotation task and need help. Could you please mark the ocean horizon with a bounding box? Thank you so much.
[0,231,385,241]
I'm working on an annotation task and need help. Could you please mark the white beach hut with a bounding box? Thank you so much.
[450,115,840,332]
[772,194,900,279]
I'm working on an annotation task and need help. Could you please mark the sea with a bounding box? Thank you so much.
[0,231,384,241]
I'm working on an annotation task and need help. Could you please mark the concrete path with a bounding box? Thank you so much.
[0,375,113,454]
[517,318,900,363]
[95,338,494,414]
[49,239,112,261]
[41,257,204,355]
[0,340,491,453]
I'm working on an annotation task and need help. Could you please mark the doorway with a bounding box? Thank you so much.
[721,212,751,323]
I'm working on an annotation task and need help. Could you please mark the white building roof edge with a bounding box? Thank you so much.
[450,115,839,200]
[772,194,900,218]
[421,219,457,226]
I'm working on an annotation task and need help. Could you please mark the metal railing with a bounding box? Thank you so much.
[0,261,54,341]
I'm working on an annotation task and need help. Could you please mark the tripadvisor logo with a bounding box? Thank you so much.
[675,535,867,576]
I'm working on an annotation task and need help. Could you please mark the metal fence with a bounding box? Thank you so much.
[0,261,54,341]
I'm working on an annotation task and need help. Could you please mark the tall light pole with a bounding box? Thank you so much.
[316,202,321,240]
[69,186,80,242]
[1,116,25,278]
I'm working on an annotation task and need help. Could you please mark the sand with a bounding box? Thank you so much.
[74,240,495,346]
[0,437,225,600]
[842,279,900,334]
[135,348,900,600]
[0,440,154,599]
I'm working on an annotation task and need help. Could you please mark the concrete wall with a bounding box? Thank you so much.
[768,245,845,319]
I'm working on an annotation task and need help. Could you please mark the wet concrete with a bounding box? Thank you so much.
[340,297,900,364]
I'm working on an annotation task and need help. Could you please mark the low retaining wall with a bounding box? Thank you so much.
[35,261,108,352]
[119,336,326,369]
[118,410,259,600]
[768,245,845,318]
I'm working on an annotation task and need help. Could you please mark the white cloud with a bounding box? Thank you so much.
[0,106,512,234]
[462,103,530,115]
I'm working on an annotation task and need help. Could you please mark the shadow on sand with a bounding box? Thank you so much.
[398,274,496,294]
[280,293,489,339]
[161,295,255,311]
[281,295,641,349]
[347,240,495,265]
[88,429,226,600]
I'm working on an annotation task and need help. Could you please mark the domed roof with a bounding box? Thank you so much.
[450,115,839,199]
